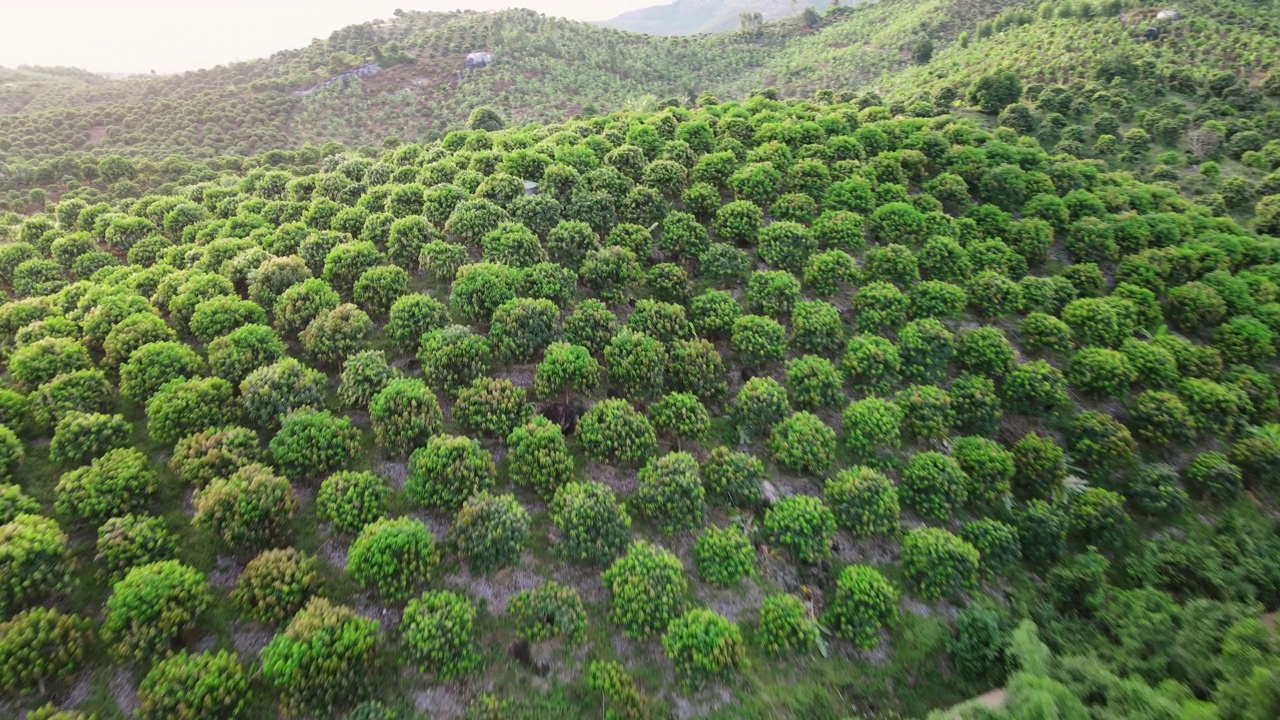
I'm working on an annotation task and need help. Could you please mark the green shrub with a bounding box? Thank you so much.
[0,514,73,616]
[240,357,326,429]
[0,607,91,696]
[584,660,645,720]
[269,409,362,479]
[689,290,741,338]
[507,581,588,645]
[406,434,495,511]
[369,379,443,455]
[955,327,1014,378]
[1128,390,1196,446]
[1002,360,1070,416]
[1069,410,1137,471]
[1183,452,1243,502]
[841,334,901,394]
[562,299,618,354]
[948,602,1014,686]
[768,412,836,475]
[1213,316,1276,366]
[534,342,600,400]
[273,278,341,337]
[231,547,319,626]
[32,369,114,429]
[317,471,389,535]
[1229,428,1280,489]
[763,495,836,564]
[506,416,575,500]
[634,452,706,534]
[577,399,657,465]
[337,351,400,409]
[959,519,1021,579]
[146,376,237,446]
[731,314,787,367]
[1119,338,1178,389]
[46,411,127,465]
[952,436,1015,506]
[0,390,32,436]
[842,397,902,458]
[189,296,266,344]
[137,650,249,720]
[490,297,560,362]
[352,265,411,317]
[730,377,791,440]
[419,240,468,281]
[169,425,261,489]
[713,200,762,244]
[418,325,491,395]
[901,527,979,600]
[897,384,954,440]
[693,525,755,587]
[790,301,846,357]
[603,541,688,639]
[650,392,711,445]
[1166,282,1228,333]
[261,598,382,718]
[1019,312,1073,353]
[95,514,176,582]
[450,492,531,574]
[1065,487,1129,549]
[662,609,748,687]
[757,594,818,657]
[850,281,908,333]
[1062,297,1134,348]
[206,323,285,386]
[1067,346,1136,397]
[385,294,449,353]
[54,447,156,525]
[103,560,209,662]
[579,246,641,303]
[826,565,898,649]
[348,517,439,601]
[193,463,298,552]
[1123,463,1188,517]
[900,451,969,522]
[8,338,91,391]
[825,466,899,537]
[119,341,206,402]
[402,590,480,678]
[699,447,765,509]
[300,303,372,367]
[604,328,667,402]
[453,376,533,439]
[550,481,631,564]
[0,483,38,525]
[102,312,176,368]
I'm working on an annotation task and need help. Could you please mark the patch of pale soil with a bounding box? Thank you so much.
[290,481,314,508]
[497,363,535,387]
[696,578,764,623]
[671,685,735,720]
[408,509,452,539]
[58,674,92,710]
[232,621,274,656]
[551,561,609,606]
[110,667,139,717]
[584,461,638,496]
[832,530,899,566]
[412,682,467,720]
[443,553,543,613]
[209,555,244,590]
[758,548,800,593]
[353,594,399,627]
[377,459,409,490]
[318,533,349,571]
[900,596,960,621]
[346,409,371,429]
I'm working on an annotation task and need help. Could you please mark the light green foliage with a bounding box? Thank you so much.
[842,397,902,458]
[693,525,755,586]
[507,581,588,645]
[731,314,787,367]
[535,342,600,400]
[418,325,491,395]
[193,463,298,551]
[790,300,845,356]
[897,384,954,440]
[1067,346,1136,397]
[604,328,666,401]
[825,466,899,537]
[137,650,249,720]
[826,565,898,649]
[0,483,39,525]
[369,379,443,455]
[785,355,844,411]
[577,398,656,465]
[650,392,710,445]
[269,408,362,479]
[901,527,979,600]
[1003,360,1069,416]
[763,494,836,564]
[0,607,91,697]
[240,357,326,429]
[662,609,748,686]
[952,436,1015,506]
[1069,409,1136,471]
[317,471,388,535]
[119,341,206,403]
[103,560,209,662]
[94,514,175,582]
[348,517,439,601]
[207,323,285,386]
[757,594,818,657]
[900,451,968,522]
[603,541,688,639]
[401,590,480,678]
[231,548,319,625]
[768,411,836,475]
[490,297,559,362]
[146,376,238,446]
[55,447,156,525]
[450,492,530,574]
[48,411,128,465]
[0,514,73,616]
[635,452,707,534]
[700,447,765,509]
[385,294,449,353]
[406,434,495,511]
[730,377,791,439]
[261,598,382,718]
[169,425,260,489]
[506,416,574,499]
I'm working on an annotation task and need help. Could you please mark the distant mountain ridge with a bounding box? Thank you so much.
[598,0,835,36]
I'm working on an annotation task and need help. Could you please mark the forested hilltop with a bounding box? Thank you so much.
[3,1,1280,720]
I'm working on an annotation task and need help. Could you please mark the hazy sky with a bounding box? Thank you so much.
[0,0,660,75]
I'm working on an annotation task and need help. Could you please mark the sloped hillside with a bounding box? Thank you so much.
[599,0,836,36]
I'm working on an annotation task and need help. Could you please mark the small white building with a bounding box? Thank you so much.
[465,52,493,69]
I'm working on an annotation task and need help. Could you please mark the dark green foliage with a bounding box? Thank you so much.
[826,565,898,649]
[450,492,531,574]
[261,598,382,718]
[49,411,129,465]
[603,541,687,639]
[453,376,532,439]
[232,547,319,625]
[897,384,954,440]
[900,451,968,522]
[577,399,656,465]
[193,463,298,552]
[240,357,326,429]
[0,607,92,697]
[1003,360,1069,416]
[418,325,492,395]
[825,466,899,537]
[769,411,836,475]
[507,581,588,645]
[604,328,667,401]
[785,355,844,411]
[952,435,1015,506]
[700,447,765,509]
[901,527,979,600]
[0,514,73,620]
[137,650,249,720]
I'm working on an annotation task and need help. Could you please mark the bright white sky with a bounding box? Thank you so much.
[0,0,660,75]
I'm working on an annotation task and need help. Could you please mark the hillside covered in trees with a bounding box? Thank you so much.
[3,1,1280,720]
